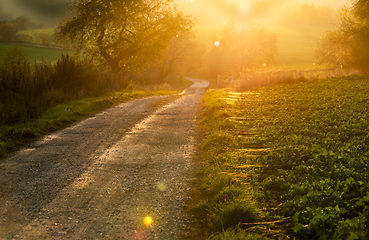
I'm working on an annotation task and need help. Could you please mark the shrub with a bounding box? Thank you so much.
[0,49,128,124]
[210,230,271,240]
[210,201,258,232]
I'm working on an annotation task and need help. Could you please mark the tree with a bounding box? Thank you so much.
[138,32,207,83]
[0,21,18,42]
[316,0,369,70]
[40,29,49,46]
[57,0,194,72]
[12,16,29,30]
[353,0,369,21]
[28,33,35,42]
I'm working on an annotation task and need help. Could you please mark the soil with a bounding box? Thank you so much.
[0,78,209,239]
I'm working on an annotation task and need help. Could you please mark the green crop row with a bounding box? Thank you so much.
[253,76,369,239]
[199,75,369,239]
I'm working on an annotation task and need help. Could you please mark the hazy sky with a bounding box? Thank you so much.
[0,0,350,23]
[0,0,68,22]
[175,0,349,25]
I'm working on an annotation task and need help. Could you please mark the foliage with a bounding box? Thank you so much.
[138,32,206,83]
[39,29,49,46]
[207,24,277,76]
[200,76,369,238]
[0,16,30,42]
[0,21,18,42]
[316,1,369,70]
[194,90,276,239]
[28,33,34,42]
[353,0,369,21]
[210,230,271,240]
[243,76,369,239]
[57,0,194,72]
[0,48,128,124]
[315,28,351,69]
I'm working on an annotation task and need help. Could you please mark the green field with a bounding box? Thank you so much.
[0,43,74,64]
[199,76,369,239]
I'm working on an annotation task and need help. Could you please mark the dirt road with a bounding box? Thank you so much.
[0,78,209,239]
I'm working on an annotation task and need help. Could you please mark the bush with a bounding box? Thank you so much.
[0,48,128,124]
[210,201,258,232]
[316,1,369,71]
[210,230,271,240]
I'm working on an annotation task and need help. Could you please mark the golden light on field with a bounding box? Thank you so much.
[143,216,153,226]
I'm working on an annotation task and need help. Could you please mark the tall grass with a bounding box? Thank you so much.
[0,54,128,124]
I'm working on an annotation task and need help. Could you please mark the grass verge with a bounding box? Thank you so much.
[198,75,369,239]
[0,89,176,159]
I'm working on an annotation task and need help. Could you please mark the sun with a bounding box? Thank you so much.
[143,216,153,226]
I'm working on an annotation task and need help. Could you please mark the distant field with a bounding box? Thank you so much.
[0,43,74,64]
[17,28,56,45]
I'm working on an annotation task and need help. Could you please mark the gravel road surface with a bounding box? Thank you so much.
[0,78,209,239]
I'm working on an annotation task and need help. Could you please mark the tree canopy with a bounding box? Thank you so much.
[57,0,194,72]
[316,0,369,70]
[353,0,369,21]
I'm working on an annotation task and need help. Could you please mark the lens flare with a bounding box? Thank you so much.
[143,216,153,226]
[156,181,167,191]
[214,41,220,47]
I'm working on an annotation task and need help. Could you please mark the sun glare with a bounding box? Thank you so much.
[238,1,249,15]
[143,216,153,226]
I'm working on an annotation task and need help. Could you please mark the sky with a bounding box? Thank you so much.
[175,0,349,25]
[0,0,68,22]
[0,0,350,23]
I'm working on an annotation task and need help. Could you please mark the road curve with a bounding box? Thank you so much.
[0,78,209,239]
[180,78,210,95]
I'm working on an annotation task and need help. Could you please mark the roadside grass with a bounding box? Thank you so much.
[0,89,177,159]
[194,90,282,239]
[198,75,369,239]
[0,43,74,64]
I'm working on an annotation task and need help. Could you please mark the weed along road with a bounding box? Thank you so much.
[0,78,209,239]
